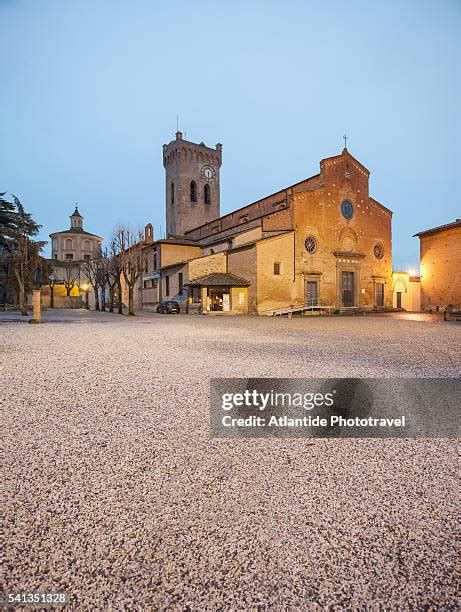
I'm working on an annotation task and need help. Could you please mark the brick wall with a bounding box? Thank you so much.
[293,150,393,309]
[420,226,461,310]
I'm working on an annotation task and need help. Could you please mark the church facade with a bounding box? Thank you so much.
[137,132,393,315]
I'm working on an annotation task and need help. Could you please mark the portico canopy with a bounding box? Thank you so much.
[185,273,250,287]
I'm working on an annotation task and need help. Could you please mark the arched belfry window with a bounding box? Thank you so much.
[204,183,211,205]
[190,181,197,202]
[171,182,175,205]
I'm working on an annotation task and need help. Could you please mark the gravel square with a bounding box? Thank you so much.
[2,311,460,609]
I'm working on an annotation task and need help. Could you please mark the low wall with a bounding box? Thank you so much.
[46,295,82,309]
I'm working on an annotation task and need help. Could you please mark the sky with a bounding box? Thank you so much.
[1,0,459,269]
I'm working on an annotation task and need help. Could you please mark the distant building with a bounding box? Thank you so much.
[44,207,103,308]
[49,206,102,262]
[136,134,394,315]
[414,219,461,311]
[392,271,421,311]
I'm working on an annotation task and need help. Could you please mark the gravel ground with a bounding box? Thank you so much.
[2,312,460,609]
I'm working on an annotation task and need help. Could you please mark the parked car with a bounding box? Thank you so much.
[156,300,180,314]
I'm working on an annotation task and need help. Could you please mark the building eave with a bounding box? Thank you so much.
[413,219,461,238]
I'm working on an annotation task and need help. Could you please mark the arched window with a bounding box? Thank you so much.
[171,182,174,205]
[204,183,211,205]
[190,181,197,202]
[65,238,72,249]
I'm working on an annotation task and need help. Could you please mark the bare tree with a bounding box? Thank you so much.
[81,257,101,311]
[62,261,79,296]
[97,258,106,311]
[46,267,60,308]
[102,247,118,313]
[113,246,124,315]
[109,236,124,314]
[115,225,147,316]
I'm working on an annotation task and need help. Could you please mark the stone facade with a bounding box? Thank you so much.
[415,220,461,311]
[163,132,222,237]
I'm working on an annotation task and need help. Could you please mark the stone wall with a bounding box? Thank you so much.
[256,233,296,313]
[228,245,257,313]
[159,243,202,268]
[188,252,227,280]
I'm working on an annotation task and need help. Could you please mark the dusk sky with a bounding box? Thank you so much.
[1,0,459,269]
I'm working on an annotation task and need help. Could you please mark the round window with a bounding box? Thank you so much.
[341,200,354,219]
[304,236,318,254]
[374,243,384,259]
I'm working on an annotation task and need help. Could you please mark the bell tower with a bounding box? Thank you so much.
[163,131,222,237]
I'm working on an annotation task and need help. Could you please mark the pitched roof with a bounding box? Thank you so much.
[185,272,250,287]
[49,228,102,239]
[413,219,461,238]
[71,206,82,218]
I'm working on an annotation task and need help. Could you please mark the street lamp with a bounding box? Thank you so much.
[81,283,90,309]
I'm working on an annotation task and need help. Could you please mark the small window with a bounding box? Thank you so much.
[165,275,169,296]
[84,254,90,261]
[204,183,211,205]
[374,243,384,259]
[65,253,73,260]
[274,262,281,275]
[171,182,175,205]
[341,200,354,219]
[178,272,183,294]
[190,181,197,203]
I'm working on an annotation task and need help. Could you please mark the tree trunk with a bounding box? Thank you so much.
[18,281,27,316]
[50,285,54,308]
[100,285,106,311]
[128,285,135,316]
[94,286,100,311]
[109,286,114,313]
[66,286,71,297]
[117,280,123,314]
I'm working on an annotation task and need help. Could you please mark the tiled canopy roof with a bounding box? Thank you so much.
[186,272,250,287]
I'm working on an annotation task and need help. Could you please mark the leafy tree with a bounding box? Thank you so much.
[0,194,46,315]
